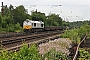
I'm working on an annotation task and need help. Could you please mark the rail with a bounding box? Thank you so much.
[0,32,25,38]
[72,35,87,60]
[0,30,63,52]
[0,34,60,52]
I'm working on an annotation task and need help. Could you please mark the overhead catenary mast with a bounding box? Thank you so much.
[1,2,4,17]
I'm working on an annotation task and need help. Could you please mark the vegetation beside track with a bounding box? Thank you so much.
[0,5,64,33]
[0,44,70,60]
[1,4,90,33]
[0,23,23,33]
[1,24,90,60]
[61,24,90,60]
[61,24,90,44]
[78,48,90,60]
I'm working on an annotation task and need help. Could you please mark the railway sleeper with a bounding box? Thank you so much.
[1,38,23,42]
[2,41,21,45]
[25,37,35,41]
[0,35,61,52]
[1,39,24,45]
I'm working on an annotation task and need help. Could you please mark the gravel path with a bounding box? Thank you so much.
[38,38,72,55]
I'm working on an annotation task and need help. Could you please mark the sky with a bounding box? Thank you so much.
[0,0,90,22]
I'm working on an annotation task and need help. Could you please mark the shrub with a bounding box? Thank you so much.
[78,48,90,60]
[0,44,42,60]
[43,49,69,60]
[61,24,90,44]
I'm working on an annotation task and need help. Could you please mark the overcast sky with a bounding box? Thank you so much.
[0,0,90,22]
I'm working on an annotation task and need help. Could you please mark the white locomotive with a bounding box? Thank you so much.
[23,19,44,32]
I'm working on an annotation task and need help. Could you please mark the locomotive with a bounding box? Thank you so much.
[23,19,44,32]
[23,19,65,32]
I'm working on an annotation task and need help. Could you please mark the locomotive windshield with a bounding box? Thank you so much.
[41,24,43,27]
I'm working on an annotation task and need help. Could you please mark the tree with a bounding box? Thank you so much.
[46,14,63,26]
[12,5,27,26]
[0,15,2,27]
[31,11,46,22]
[9,5,14,11]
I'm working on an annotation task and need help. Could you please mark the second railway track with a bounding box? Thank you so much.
[0,30,63,52]
[69,34,90,60]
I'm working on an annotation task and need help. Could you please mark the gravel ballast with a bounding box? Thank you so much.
[38,38,72,55]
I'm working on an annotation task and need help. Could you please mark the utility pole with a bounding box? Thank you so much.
[36,9,37,20]
[1,2,4,17]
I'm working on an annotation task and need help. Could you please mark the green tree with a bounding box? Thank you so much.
[9,5,14,12]
[0,15,2,27]
[63,21,69,27]
[1,4,14,29]
[12,5,27,26]
[31,11,46,22]
[46,14,63,26]
[6,24,14,32]
[14,23,23,32]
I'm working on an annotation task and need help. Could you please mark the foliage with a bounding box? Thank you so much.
[63,21,69,27]
[5,23,23,32]
[61,24,90,44]
[61,27,80,44]
[0,43,70,60]
[12,5,27,26]
[31,11,63,26]
[0,15,2,27]
[31,11,46,22]
[78,48,90,60]
[43,49,69,60]
[61,24,90,59]
[46,14,63,26]
[6,24,14,32]
[0,44,42,60]
[14,23,23,32]
[1,4,90,33]
[68,20,90,28]
[0,4,64,33]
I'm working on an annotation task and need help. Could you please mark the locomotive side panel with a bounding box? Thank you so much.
[23,19,44,32]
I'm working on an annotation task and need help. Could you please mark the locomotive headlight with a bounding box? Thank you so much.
[23,25,32,29]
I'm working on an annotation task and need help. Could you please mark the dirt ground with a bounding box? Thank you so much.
[38,38,72,55]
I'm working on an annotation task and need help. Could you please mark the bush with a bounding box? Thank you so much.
[0,44,42,60]
[61,24,90,44]
[43,49,69,60]
[5,23,23,32]
[6,24,15,32]
[0,43,70,60]
[14,23,23,32]
[78,48,90,60]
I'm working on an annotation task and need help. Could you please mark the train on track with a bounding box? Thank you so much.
[23,19,65,32]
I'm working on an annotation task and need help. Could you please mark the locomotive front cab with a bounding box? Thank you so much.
[23,19,32,30]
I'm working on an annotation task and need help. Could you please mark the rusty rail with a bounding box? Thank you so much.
[72,35,87,60]
[0,34,60,52]
[0,30,63,52]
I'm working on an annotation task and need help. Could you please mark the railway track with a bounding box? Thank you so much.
[72,35,87,60]
[0,30,63,52]
[69,35,89,60]
[0,26,65,38]
[80,38,90,48]
[0,32,26,38]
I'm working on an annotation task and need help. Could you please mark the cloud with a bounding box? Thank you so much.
[0,0,90,22]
